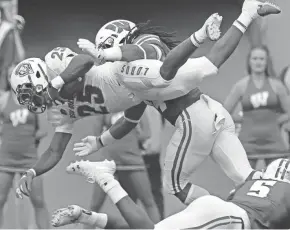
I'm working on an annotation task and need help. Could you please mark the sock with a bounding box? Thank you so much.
[190,32,203,47]
[184,184,210,205]
[78,210,108,229]
[106,180,128,204]
[233,12,253,33]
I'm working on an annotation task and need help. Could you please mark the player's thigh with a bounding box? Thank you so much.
[29,176,47,208]
[163,100,216,193]
[0,171,14,206]
[173,57,218,91]
[155,195,248,229]
[211,108,253,185]
[118,171,137,202]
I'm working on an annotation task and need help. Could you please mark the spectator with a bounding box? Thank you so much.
[224,45,290,169]
[0,78,50,229]
[140,106,164,219]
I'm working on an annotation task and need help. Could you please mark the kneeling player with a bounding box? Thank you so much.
[52,158,290,229]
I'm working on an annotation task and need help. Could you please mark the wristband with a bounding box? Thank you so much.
[27,168,36,177]
[51,76,65,90]
[100,130,117,146]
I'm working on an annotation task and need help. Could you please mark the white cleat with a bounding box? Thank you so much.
[206,13,223,41]
[51,205,82,227]
[242,0,281,20]
[66,159,116,187]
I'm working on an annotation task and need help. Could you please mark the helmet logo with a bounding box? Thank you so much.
[105,21,131,33]
[15,63,34,77]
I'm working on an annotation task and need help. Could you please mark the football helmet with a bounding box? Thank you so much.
[262,158,290,183]
[10,58,56,113]
[95,19,136,49]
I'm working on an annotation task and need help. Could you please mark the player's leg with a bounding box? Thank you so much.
[160,0,280,81]
[89,184,107,213]
[83,184,107,229]
[143,153,164,219]
[51,204,129,229]
[211,106,259,186]
[66,160,155,229]
[0,171,14,227]
[163,100,219,205]
[155,195,250,229]
[29,176,50,228]
[118,169,161,223]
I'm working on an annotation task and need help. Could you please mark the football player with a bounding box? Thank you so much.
[13,0,279,206]
[52,157,290,229]
[72,0,280,205]
[77,18,177,63]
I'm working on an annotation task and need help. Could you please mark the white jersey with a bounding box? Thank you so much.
[44,47,141,133]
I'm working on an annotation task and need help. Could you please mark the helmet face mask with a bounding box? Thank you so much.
[16,82,50,114]
[10,58,54,114]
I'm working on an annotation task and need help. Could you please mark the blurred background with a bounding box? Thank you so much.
[1,0,290,228]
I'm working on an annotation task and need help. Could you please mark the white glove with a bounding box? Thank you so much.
[73,136,103,157]
[196,13,223,43]
[77,39,105,65]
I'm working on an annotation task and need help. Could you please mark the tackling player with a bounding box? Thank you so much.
[13,0,280,206]
[52,157,290,229]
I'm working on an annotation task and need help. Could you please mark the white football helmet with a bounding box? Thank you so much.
[10,58,56,113]
[95,19,136,49]
[262,158,290,183]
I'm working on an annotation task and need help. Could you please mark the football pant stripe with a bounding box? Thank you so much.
[176,109,192,191]
[171,112,188,193]
[275,159,286,178]
[281,160,290,180]
[187,215,244,229]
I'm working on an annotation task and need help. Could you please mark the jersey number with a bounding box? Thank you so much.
[121,64,149,76]
[50,47,67,61]
[247,180,277,198]
[76,85,109,116]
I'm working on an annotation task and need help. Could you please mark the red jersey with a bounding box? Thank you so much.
[132,34,170,61]
[229,179,290,229]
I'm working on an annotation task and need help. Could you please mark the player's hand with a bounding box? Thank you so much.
[73,136,103,157]
[15,170,35,199]
[77,39,105,65]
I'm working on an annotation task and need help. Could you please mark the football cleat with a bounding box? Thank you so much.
[242,0,281,20]
[51,205,82,227]
[66,159,116,186]
[206,13,223,41]
[257,1,281,16]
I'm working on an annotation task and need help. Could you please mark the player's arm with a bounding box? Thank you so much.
[50,54,95,91]
[16,130,72,198]
[32,131,72,176]
[100,102,147,143]
[100,43,163,62]
[73,102,147,157]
